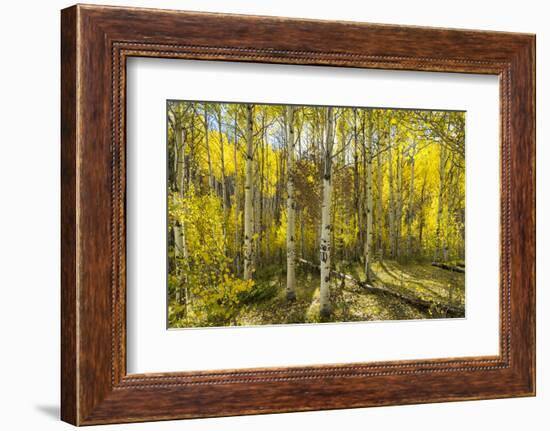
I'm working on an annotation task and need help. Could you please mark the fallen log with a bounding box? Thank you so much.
[431,262,465,273]
[298,258,464,316]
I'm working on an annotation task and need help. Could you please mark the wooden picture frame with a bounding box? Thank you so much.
[61,4,535,425]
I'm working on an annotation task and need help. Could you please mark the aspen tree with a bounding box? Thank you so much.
[243,104,255,280]
[203,104,214,190]
[320,107,334,319]
[363,112,373,281]
[286,105,297,300]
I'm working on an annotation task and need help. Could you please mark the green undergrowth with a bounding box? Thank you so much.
[170,260,465,328]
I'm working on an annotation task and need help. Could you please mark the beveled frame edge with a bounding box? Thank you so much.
[61,4,535,426]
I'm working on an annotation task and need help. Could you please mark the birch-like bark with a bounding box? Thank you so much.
[171,119,180,190]
[388,126,396,258]
[320,107,334,319]
[376,126,384,258]
[256,118,267,264]
[396,148,403,258]
[406,139,417,257]
[434,142,447,262]
[174,125,187,259]
[243,104,255,280]
[274,152,281,225]
[265,131,272,262]
[203,104,214,191]
[286,106,297,300]
[352,109,360,260]
[363,113,373,282]
[360,115,367,257]
[188,109,195,188]
[174,124,185,198]
[216,107,228,253]
[173,126,188,307]
[233,112,241,273]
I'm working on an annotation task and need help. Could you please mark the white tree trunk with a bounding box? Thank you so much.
[172,124,180,189]
[434,142,447,262]
[352,109,361,260]
[243,104,255,280]
[233,112,241,273]
[217,108,228,253]
[364,114,373,282]
[406,139,417,257]
[320,107,334,319]
[174,125,187,259]
[388,127,395,258]
[173,126,188,308]
[396,148,403,258]
[286,106,297,300]
[376,136,383,258]
[254,121,266,265]
[265,133,272,263]
[203,104,214,191]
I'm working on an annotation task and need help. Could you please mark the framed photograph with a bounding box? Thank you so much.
[61,4,535,425]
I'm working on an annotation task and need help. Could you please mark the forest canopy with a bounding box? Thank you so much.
[167,101,465,328]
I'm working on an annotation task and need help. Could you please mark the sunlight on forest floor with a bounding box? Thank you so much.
[167,101,466,328]
[358,261,464,308]
[235,260,465,326]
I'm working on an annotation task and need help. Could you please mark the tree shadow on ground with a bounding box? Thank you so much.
[237,267,320,325]
[220,260,465,326]
[373,260,464,307]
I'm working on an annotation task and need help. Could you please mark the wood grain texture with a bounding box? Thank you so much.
[60,5,78,425]
[60,4,535,425]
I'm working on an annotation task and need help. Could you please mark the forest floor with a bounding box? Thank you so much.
[236,260,465,326]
